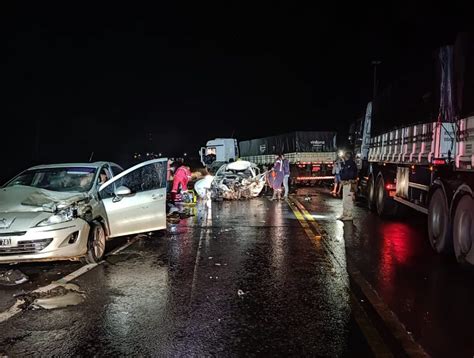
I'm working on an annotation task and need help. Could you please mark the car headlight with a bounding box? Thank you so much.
[37,208,75,227]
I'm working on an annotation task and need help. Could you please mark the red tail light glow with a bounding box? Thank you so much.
[385,183,396,190]
[433,159,446,165]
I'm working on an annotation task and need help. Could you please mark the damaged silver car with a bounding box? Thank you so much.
[0,159,167,264]
[200,160,266,200]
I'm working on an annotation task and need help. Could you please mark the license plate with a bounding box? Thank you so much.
[0,238,12,246]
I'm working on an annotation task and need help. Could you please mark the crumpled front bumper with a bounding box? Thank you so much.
[0,218,90,263]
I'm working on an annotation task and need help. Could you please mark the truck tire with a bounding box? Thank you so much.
[84,221,107,264]
[427,188,453,254]
[367,176,376,211]
[375,176,398,217]
[453,194,474,265]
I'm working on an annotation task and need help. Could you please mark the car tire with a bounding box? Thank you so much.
[453,194,474,265]
[84,221,106,264]
[427,188,453,254]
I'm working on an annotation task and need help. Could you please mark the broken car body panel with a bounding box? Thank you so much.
[196,160,266,200]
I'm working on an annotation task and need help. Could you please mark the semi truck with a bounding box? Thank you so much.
[199,131,337,185]
[352,33,474,265]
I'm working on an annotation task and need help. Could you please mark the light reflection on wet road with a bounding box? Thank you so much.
[1,188,473,356]
[0,197,371,357]
[297,187,474,357]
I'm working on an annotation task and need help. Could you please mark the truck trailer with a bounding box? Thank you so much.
[199,131,337,185]
[353,34,474,265]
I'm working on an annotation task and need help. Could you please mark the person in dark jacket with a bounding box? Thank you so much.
[338,151,358,221]
[282,154,290,198]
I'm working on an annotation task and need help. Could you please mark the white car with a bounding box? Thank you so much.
[196,160,266,200]
[0,159,168,264]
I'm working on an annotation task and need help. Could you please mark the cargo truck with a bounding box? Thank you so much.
[199,131,337,185]
[352,33,474,265]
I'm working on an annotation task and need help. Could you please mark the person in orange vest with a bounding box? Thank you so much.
[171,163,192,202]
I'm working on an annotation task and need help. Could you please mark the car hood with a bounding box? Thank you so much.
[0,185,88,214]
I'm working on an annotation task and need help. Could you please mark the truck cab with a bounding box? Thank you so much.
[199,138,239,172]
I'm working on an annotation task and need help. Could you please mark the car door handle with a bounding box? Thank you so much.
[152,193,164,200]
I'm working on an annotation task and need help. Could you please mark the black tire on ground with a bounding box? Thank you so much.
[375,176,398,217]
[367,176,376,211]
[84,221,107,264]
[427,188,453,254]
[453,194,474,265]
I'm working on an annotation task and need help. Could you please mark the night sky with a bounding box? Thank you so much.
[1,3,465,181]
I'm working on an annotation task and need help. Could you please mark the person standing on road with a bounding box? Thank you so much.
[338,152,358,221]
[269,155,284,200]
[331,156,343,197]
[282,154,290,199]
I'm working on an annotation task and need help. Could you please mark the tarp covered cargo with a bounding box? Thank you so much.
[239,131,337,157]
[455,32,474,118]
[371,33,474,136]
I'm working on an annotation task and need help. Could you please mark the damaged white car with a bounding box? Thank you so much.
[0,159,167,264]
[195,160,266,200]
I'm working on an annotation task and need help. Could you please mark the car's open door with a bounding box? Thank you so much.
[99,158,167,238]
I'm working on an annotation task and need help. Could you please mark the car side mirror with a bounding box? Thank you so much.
[115,185,132,197]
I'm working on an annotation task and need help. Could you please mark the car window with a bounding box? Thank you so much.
[100,161,167,199]
[111,165,123,176]
[6,167,97,192]
[97,166,112,186]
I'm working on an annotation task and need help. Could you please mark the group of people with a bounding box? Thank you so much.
[267,154,290,200]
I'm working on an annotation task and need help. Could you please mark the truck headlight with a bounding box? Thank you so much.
[37,208,75,227]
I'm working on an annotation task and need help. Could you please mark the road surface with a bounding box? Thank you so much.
[0,188,473,357]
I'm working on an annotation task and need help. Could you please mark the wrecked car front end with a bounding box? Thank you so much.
[209,161,266,201]
[0,186,93,263]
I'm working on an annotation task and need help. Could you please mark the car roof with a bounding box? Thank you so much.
[28,162,121,170]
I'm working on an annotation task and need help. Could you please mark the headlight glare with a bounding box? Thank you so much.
[37,208,74,227]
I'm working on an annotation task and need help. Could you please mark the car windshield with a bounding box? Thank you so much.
[6,167,98,192]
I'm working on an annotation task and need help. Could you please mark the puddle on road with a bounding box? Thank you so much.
[19,283,85,310]
[106,252,143,265]
[33,291,84,310]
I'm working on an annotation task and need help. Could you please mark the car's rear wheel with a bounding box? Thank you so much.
[84,221,106,264]
[453,194,474,265]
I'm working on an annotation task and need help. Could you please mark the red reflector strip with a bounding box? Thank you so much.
[296,176,335,180]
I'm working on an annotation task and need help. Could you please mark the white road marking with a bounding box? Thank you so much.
[0,235,144,324]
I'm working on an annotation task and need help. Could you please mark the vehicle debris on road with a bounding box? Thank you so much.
[195,161,266,201]
[0,269,29,286]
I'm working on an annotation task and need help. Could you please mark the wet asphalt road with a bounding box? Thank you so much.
[296,187,474,357]
[0,189,473,357]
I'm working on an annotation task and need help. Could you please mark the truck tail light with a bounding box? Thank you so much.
[385,183,396,190]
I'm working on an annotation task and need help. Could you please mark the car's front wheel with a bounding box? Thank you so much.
[84,221,106,264]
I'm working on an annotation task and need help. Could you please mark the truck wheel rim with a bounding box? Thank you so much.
[376,179,384,211]
[431,198,443,239]
[429,190,447,251]
[458,211,472,253]
[455,196,474,260]
[368,180,374,202]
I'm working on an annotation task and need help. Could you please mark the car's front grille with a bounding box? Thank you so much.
[0,239,53,255]
[0,231,26,237]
